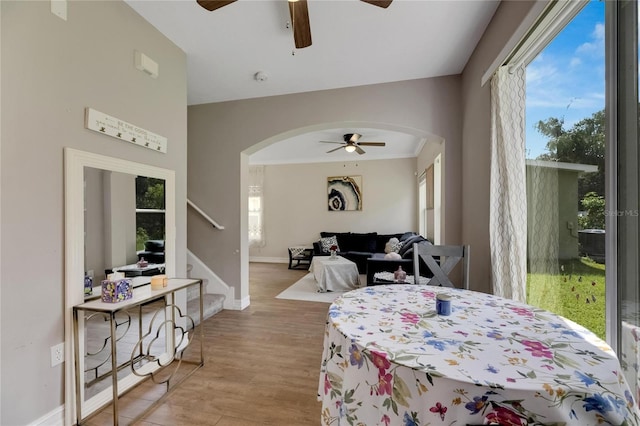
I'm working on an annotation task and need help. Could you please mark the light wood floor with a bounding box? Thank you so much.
[85,262,327,426]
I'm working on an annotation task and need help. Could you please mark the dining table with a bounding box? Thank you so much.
[621,299,640,408]
[319,284,640,426]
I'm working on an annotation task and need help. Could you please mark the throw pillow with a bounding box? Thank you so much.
[399,232,417,242]
[398,235,427,258]
[384,237,402,254]
[384,252,402,260]
[320,235,339,253]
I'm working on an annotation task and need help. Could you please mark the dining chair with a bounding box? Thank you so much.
[412,243,470,289]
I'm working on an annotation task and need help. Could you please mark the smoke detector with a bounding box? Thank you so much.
[254,71,268,82]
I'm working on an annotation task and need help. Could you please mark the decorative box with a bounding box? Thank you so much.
[84,275,93,295]
[101,278,133,303]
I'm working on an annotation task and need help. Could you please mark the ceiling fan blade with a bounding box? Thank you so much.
[358,142,386,147]
[361,0,393,8]
[319,141,343,144]
[196,0,237,12]
[327,146,344,154]
[289,0,312,49]
[355,146,366,155]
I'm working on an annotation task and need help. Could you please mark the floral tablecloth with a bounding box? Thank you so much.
[319,285,640,425]
[622,320,640,405]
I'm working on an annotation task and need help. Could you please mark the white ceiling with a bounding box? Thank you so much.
[125,0,500,164]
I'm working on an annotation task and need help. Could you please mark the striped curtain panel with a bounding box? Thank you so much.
[489,65,528,302]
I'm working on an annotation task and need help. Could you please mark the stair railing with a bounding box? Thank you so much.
[187,198,225,230]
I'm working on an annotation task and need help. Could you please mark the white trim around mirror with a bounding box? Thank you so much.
[63,148,176,425]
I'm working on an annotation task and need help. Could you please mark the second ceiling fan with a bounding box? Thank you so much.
[321,133,386,155]
[196,0,393,49]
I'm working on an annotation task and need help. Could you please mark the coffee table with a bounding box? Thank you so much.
[110,262,165,277]
[310,256,360,292]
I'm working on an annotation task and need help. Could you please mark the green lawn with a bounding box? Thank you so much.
[527,257,606,340]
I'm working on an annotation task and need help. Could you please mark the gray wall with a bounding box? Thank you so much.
[0,1,187,424]
[250,158,418,260]
[460,0,540,294]
[188,76,463,298]
[85,169,140,282]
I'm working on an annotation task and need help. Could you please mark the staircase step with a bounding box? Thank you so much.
[187,293,225,326]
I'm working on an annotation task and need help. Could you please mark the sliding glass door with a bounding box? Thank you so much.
[525,0,606,339]
[610,0,640,404]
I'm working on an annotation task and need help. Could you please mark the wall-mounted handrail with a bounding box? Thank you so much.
[187,198,225,230]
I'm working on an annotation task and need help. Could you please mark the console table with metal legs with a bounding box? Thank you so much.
[73,278,204,426]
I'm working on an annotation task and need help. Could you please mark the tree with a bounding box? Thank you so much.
[136,177,165,209]
[534,110,605,203]
[578,192,605,229]
[135,177,165,243]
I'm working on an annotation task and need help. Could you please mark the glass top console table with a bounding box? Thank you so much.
[73,278,204,425]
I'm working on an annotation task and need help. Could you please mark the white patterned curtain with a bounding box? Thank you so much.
[489,65,527,302]
[525,162,559,307]
[248,166,265,248]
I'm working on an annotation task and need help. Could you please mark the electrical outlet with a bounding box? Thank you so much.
[51,343,64,367]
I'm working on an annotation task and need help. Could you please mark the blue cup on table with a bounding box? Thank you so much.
[436,293,451,316]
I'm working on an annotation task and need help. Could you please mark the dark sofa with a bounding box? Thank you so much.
[312,232,432,279]
[136,239,165,264]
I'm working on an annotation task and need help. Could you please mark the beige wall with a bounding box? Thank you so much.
[84,168,107,282]
[460,0,541,294]
[250,158,419,260]
[188,76,463,300]
[418,139,445,243]
[0,1,187,424]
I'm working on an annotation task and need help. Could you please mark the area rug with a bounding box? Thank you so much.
[276,273,365,303]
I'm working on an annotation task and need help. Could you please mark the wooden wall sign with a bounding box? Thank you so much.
[84,108,167,153]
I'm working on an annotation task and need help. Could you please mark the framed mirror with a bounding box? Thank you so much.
[64,148,176,425]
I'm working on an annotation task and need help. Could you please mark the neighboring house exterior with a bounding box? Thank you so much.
[1,1,579,424]
[526,159,599,263]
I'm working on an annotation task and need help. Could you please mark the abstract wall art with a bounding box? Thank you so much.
[327,176,362,211]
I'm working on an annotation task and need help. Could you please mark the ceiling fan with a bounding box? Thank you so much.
[320,133,386,155]
[196,0,393,49]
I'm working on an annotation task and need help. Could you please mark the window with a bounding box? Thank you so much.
[524,0,605,338]
[610,0,639,400]
[135,176,165,250]
[491,0,638,398]
[248,166,265,247]
[418,171,427,238]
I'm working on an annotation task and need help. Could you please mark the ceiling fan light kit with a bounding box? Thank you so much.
[196,0,392,49]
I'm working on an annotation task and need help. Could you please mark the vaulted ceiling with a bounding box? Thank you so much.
[126,0,500,164]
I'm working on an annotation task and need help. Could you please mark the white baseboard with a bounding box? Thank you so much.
[235,295,251,310]
[249,256,288,263]
[29,405,63,426]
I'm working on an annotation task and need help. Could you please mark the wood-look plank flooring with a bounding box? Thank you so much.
[85,263,327,426]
